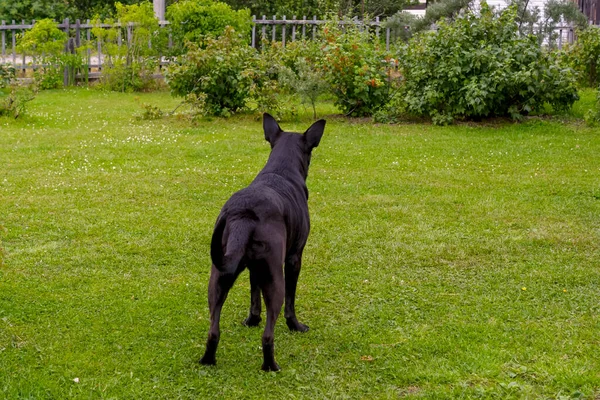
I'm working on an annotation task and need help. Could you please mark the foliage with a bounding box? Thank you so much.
[0,0,73,23]
[508,0,587,47]
[319,20,395,117]
[382,11,419,42]
[584,87,600,126]
[410,0,473,34]
[0,64,15,88]
[397,2,579,125]
[0,0,162,22]
[136,103,164,120]
[223,0,413,18]
[166,0,252,55]
[17,19,68,89]
[564,26,600,88]
[279,57,327,119]
[223,0,338,18]
[91,2,164,92]
[17,18,66,56]
[166,27,258,116]
[0,85,37,119]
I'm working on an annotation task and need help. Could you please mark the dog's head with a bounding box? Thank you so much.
[263,113,325,178]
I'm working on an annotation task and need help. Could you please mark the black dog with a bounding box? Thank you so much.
[200,113,326,371]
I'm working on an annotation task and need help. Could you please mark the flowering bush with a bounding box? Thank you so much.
[319,22,395,117]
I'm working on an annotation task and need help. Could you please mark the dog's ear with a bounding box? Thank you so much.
[304,119,326,150]
[263,113,282,146]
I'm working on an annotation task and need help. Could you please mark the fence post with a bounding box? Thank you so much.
[86,19,91,74]
[252,15,256,48]
[375,16,380,38]
[386,27,390,51]
[261,15,266,49]
[302,16,306,39]
[312,16,317,40]
[75,19,81,47]
[97,25,103,71]
[292,15,296,42]
[21,20,26,73]
[272,15,276,42]
[127,21,133,66]
[11,20,16,67]
[1,21,5,59]
[282,16,286,47]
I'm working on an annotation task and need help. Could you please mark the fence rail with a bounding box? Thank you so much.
[0,16,577,82]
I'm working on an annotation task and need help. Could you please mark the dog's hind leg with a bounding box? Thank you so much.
[259,249,285,372]
[200,265,239,366]
[243,270,262,327]
[284,253,310,332]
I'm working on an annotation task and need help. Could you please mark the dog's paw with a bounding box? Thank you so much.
[199,355,216,366]
[286,318,310,332]
[261,361,281,372]
[243,314,262,327]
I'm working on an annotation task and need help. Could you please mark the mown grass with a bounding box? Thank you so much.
[1,88,599,399]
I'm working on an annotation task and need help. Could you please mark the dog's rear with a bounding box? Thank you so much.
[210,215,255,276]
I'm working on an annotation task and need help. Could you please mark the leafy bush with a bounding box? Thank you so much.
[0,86,37,119]
[584,87,600,126]
[0,65,15,88]
[166,27,258,116]
[279,57,327,119]
[319,21,395,117]
[92,2,165,92]
[508,0,587,47]
[166,0,251,55]
[397,2,579,125]
[564,26,600,88]
[17,18,68,89]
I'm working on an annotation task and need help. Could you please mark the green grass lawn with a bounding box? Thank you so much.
[1,89,599,399]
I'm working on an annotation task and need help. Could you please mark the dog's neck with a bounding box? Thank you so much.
[262,143,309,182]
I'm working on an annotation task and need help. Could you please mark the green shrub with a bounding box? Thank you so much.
[166,0,251,55]
[92,2,165,92]
[0,86,37,119]
[584,87,600,126]
[279,57,327,119]
[319,21,395,117]
[17,18,68,89]
[0,65,15,88]
[564,27,600,88]
[397,2,579,125]
[166,27,257,116]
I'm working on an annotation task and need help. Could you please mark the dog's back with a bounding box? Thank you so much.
[210,132,314,275]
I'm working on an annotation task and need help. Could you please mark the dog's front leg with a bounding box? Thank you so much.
[284,253,310,332]
[200,265,236,366]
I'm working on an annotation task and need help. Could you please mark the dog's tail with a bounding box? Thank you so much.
[211,217,255,275]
